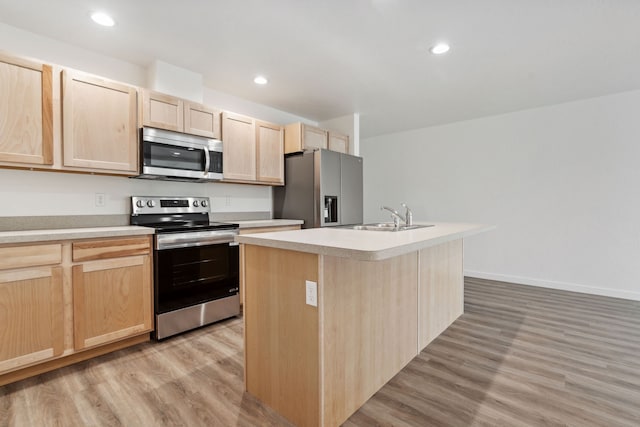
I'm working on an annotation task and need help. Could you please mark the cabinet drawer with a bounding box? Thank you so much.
[72,237,151,262]
[0,244,62,271]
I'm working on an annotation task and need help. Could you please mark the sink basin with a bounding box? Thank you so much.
[343,223,434,232]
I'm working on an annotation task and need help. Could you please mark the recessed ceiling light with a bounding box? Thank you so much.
[430,43,450,55]
[91,12,115,27]
[254,76,268,85]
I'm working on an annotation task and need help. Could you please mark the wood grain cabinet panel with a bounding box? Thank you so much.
[0,53,53,166]
[284,122,328,154]
[141,89,183,132]
[184,102,221,139]
[328,131,349,154]
[0,266,63,373]
[418,239,464,350]
[222,111,256,181]
[61,70,138,174]
[0,243,61,271]
[73,255,152,350]
[141,90,222,139]
[256,121,284,185]
[72,237,151,262]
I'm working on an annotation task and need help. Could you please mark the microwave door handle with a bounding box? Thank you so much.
[203,147,211,177]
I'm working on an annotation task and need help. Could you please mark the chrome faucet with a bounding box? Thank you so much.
[401,203,413,226]
[381,205,405,228]
[381,203,413,228]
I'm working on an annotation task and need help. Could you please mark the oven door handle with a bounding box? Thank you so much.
[156,231,239,250]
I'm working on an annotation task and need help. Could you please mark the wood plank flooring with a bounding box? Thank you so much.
[1,277,639,426]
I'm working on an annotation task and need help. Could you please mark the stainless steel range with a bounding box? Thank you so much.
[130,196,239,340]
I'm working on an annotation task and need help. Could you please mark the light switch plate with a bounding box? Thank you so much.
[305,280,317,307]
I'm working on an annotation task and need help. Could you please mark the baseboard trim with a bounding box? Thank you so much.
[464,270,640,301]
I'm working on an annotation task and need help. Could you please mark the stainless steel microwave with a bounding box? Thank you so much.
[135,127,223,182]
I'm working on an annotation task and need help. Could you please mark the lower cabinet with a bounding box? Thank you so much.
[0,265,64,373]
[72,254,152,350]
[0,235,153,386]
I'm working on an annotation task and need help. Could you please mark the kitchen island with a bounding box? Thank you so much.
[236,222,492,427]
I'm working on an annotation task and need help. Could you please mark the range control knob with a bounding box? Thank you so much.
[136,200,145,208]
[193,200,200,207]
[147,200,156,208]
[201,200,208,208]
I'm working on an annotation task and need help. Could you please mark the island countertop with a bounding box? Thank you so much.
[235,222,493,261]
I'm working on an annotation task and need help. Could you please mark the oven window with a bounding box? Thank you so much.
[144,142,205,171]
[155,243,239,313]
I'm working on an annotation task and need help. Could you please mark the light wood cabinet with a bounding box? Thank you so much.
[71,237,153,350]
[141,89,221,139]
[141,90,183,132]
[0,244,63,373]
[328,131,349,154]
[222,111,257,181]
[0,235,153,386]
[61,70,138,174]
[184,101,221,139]
[256,120,284,184]
[284,122,328,154]
[0,53,53,166]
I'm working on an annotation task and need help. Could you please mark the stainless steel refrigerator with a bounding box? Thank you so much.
[273,149,363,228]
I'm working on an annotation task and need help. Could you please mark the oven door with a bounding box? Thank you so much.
[154,242,239,314]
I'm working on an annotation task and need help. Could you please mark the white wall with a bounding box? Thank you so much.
[0,23,312,217]
[0,169,270,216]
[361,90,640,301]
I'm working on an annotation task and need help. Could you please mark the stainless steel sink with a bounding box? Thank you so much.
[343,223,434,232]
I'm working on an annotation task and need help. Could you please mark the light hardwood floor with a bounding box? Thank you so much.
[1,278,639,426]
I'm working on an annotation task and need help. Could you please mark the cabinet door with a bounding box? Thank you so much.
[328,132,349,154]
[184,102,220,139]
[61,70,138,173]
[222,111,256,181]
[0,53,53,165]
[302,124,328,151]
[0,266,63,373]
[141,90,183,132]
[72,255,152,350]
[256,121,284,184]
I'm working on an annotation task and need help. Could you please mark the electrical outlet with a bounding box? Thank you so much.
[305,280,317,307]
[95,193,105,207]
[225,195,232,206]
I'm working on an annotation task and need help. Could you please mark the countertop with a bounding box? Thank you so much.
[0,226,155,245]
[226,219,304,228]
[235,222,494,261]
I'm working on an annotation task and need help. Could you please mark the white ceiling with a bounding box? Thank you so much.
[1,0,640,138]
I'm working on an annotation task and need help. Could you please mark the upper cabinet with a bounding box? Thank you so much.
[141,89,221,139]
[328,131,349,154]
[284,122,327,154]
[0,53,53,166]
[61,70,138,174]
[284,122,349,155]
[141,90,183,132]
[222,111,256,182]
[222,112,284,185]
[256,121,284,185]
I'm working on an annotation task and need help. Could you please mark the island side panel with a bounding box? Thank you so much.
[418,239,464,350]
[321,252,419,427]
[243,245,320,427]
